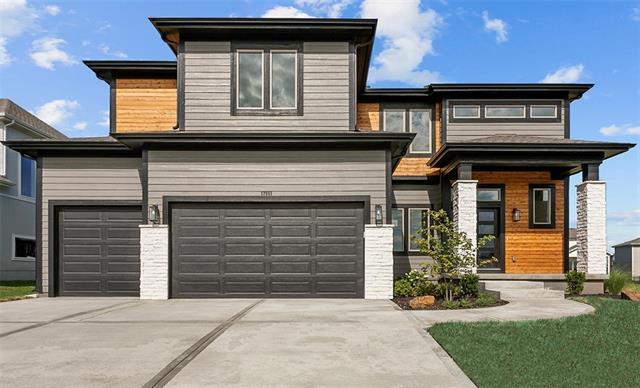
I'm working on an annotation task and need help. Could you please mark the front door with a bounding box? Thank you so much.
[477,207,503,272]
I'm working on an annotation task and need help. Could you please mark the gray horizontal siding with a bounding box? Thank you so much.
[183,41,352,131]
[147,150,386,222]
[391,184,441,207]
[40,157,142,293]
[394,256,434,279]
[445,99,566,142]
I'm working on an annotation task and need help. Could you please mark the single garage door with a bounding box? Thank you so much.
[171,201,365,298]
[57,206,142,296]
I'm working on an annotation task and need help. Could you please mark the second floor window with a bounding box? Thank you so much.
[234,47,301,115]
[20,155,35,198]
[382,108,432,154]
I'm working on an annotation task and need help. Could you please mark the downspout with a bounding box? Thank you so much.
[352,39,374,132]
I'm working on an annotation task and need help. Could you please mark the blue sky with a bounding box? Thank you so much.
[0,0,638,246]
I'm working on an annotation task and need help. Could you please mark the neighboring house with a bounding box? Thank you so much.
[612,238,640,280]
[0,99,67,280]
[4,18,635,299]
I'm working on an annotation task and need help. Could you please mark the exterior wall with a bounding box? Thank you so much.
[356,103,379,131]
[40,157,142,293]
[444,99,566,142]
[613,246,632,273]
[634,246,640,280]
[364,225,393,299]
[473,171,565,274]
[147,149,387,222]
[139,225,169,299]
[115,78,177,132]
[183,41,352,131]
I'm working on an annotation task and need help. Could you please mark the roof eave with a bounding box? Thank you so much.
[83,60,177,83]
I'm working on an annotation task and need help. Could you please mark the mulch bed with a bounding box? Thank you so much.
[392,296,508,310]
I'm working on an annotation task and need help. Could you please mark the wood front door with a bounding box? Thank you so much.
[477,207,504,272]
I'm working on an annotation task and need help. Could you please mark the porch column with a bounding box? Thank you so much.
[451,163,478,273]
[576,163,607,275]
[364,224,394,299]
[139,224,169,299]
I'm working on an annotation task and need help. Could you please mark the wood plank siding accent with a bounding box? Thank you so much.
[445,99,566,142]
[115,78,177,132]
[356,103,380,131]
[183,41,352,131]
[147,149,386,222]
[40,157,143,293]
[473,171,565,274]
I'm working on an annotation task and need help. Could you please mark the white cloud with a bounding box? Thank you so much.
[72,121,87,130]
[600,123,640,136]
[99,44,128,59]
[541,64,584,83]
[98,110,110,128]
[34,99,79,126]
[30,37,77,69]
[294,0,352,18]
[262,6,314,18]
[0,0,38,38]
[44,4,60,16]
[0,37,10,66]
[609,209,640,227]
[361,0,444,86]
[482,11,508,43]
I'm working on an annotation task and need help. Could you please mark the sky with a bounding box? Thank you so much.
[0,0,639,247]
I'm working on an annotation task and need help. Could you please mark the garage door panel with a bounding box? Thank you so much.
[171,201,364,298]
[57,206,141,296]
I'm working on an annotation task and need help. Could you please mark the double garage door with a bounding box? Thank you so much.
[56,201,365,298]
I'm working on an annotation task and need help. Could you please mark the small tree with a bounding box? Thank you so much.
[414,209,494,301]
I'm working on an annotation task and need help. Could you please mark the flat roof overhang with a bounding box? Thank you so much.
[2,138,138,158]
[83,60,177,83]
[429,140,635,178]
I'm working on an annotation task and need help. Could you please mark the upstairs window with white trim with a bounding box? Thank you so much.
[530,105,557,118]
[485,105,526,118]
[383,108,433,154]
[20,155,35,198]
[233,46,301,115]
[452,105,480,118]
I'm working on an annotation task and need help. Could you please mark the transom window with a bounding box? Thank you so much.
[383,108,432,154]
[234,46,301,115]
[529,185,555,228]
[530,105,557,118]
[20,155,35,198]
[453,105,480,118]
[392,207,431,253]
[477,188,501,202]
[485,105,526,118]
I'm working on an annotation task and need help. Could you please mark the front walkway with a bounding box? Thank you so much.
[409,297,594,327]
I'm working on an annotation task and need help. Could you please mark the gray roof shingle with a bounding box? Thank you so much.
[0,98,67,139]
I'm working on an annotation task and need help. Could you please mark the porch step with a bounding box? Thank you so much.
[481,281,545,289]
[481,281,565,300]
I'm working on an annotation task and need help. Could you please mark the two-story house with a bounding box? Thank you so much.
[5,18,634,298]
[1,99,67,280]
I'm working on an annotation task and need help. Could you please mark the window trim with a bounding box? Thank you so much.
[0,125,5,177]
[408,207,430,252]
[19,154,36,201]
[529,184,556,229]
[12,234,36,262]
[236,49,265,110]
[452,105,481,119]
[485,105,526,119]
[409,109,432,154]
[530,105,558,118]
[269,49,298,110]
[392,207,405,253]
[392,205,433,255]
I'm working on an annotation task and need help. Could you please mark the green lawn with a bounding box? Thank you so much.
[0,281,36,302]
[429,297,640,387]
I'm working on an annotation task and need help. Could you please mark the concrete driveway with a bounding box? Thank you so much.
[0,297,473,387]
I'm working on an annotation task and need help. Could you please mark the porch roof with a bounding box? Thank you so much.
[428,135,635,177]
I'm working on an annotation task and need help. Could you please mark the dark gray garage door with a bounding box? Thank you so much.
[57,206,141,296]
[171,202,365,298]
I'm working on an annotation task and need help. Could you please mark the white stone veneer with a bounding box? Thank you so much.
[139,224,169,299]
[364,225,394,299]
[451,180,478,273]
[576,181,607,275]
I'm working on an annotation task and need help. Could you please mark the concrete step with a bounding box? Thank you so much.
[490,288,566,300]
[481,281,545,290]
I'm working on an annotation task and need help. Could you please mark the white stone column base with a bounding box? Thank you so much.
[364,225,394,299]
[139,225,169,300]
[451,180,478,273]
[576,181,607,275]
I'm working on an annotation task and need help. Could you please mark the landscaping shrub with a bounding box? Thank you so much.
[436,282,461,300]
[460,273,480,297]
[394,278,416,297]
[565,271,586,295]
[459,298,473,308]
[475,292,497,307]
[605,269,629,297]
[393,270,436,297]
[441,300,461,309]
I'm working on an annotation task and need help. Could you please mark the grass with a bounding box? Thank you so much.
[429,297,640,387]
[0,281,36,302]
[624,280,640,293]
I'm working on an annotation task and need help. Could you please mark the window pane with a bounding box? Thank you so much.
[533,188,551,224]
[392,208,404,252]
[478,211,495,222]
[271,52,296,108]
[485,106,525,118]
[15,237,36,258]
[238,52,263,108]
[384,111,405,132]
[409,209,428,251]
[410,110,431,153]
[531,106,556,118]
[21,156,35,198]
[478,224,495,235]
[477,188,500,202]
[453,106,479,118]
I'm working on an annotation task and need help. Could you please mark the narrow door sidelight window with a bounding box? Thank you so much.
[529,185,555,228]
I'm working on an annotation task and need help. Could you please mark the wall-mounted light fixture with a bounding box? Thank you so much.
[149,204,160,224]
[512,208,521,222]
[375,204,383,226]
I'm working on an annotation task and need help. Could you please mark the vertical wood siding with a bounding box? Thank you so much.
[40,157,142,293]
[115,79,177,132]
[183,41,351,131]
[147,149,386,221]
[474,171,565,274]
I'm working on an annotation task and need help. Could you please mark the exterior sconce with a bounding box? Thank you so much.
[375,204,383,226]
[149,204,160,225]
[512,208,521,222]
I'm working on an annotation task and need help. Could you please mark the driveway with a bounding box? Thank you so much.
[0,298,473,387]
